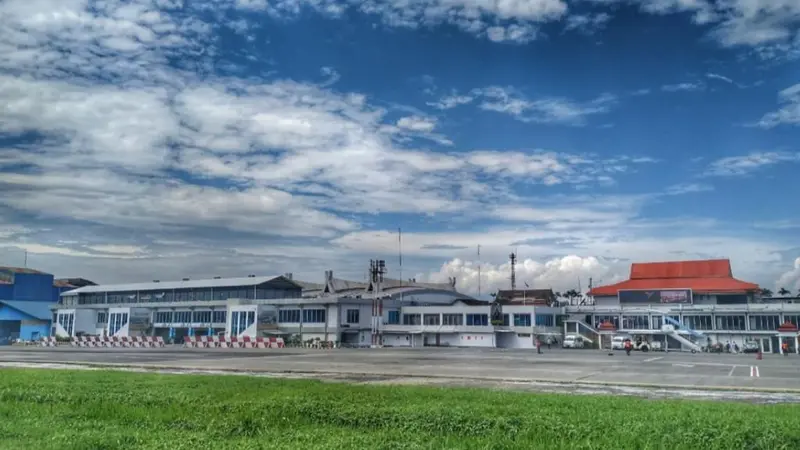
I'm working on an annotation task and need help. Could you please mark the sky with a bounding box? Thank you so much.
[0,0,799,297]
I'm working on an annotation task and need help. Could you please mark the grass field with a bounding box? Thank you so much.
[0,369,799,450]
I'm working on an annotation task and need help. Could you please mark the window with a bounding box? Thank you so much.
[784,315,800,328]
[651,315,663,330]
[108,312,126,335]
[535,314,554,327]
[230,310,256,336]
[749,315,780,331]
[173,311,191,323]
[442,314,463,326]
[593,315,620,329]
[96,312,108,324]
[212,310,227,323]
[302,309,326,323]
[514,314,532,327]
[58,313,75,336]
[402,314,421,325]
[466,314,488,326]
[387,310,400,324]
[716,315,746,331]
[279,309,301,323]
[683,315,712,330]
[193,311,212,323]
[423,314,440,326]
[346,309,360,324]
[622,315,649,330]
[501,314,509,326]
[154,311,172,323]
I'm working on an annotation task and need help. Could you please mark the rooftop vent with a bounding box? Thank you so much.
[182,278,190,281]
[248,274,255,278]
[153,280,160,283]
[284,272,293,280]
[213,276,221,279]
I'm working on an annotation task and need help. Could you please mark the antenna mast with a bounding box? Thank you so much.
[509,252,517,291]
[477,245,481,297]
[398,228,402,286]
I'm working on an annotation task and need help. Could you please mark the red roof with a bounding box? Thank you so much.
[589,259,759,296]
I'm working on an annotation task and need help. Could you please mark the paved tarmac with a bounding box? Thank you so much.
[2,346,799,402]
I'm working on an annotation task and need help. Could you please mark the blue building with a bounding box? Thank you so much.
[0,300,52,342]
[0,267,96,341]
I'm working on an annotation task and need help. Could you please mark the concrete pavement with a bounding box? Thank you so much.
[1,346,799,401]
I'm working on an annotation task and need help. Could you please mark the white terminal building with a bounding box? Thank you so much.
[53,258,800,353]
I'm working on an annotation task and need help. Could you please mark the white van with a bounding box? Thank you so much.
[562,335,585,349]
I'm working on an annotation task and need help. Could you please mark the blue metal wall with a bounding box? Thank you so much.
[0,284,12,300]
[20,323,49,340]
[10,273,55,302]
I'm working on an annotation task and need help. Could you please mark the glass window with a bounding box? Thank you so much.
[402,314,421,325]
[683,315,713,330]
[346,309,360,324]
[749,315,780,331]
[513,313,532,327]
[501,314,509,326]
[302,309,325,323]
[715,315,746,331]
[622,315,649,329]
[96,312,107,324]
[442,314,463,326]
[423,314,440,325]
[387,311,400,324]
[466,314,488,326]
[279,309,301,323]
[212,310,227,323]
[535,314,554,327]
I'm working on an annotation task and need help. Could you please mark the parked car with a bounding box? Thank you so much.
[611,335,628,350]
[743,341,760,353]
[562,335,585,349]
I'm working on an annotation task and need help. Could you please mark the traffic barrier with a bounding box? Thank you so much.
[182,336,284,349]
[40,337,59,347]
[70,336,165,348]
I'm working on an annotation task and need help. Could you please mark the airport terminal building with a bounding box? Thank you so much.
[52,258,800,353]
[570,259,800,354]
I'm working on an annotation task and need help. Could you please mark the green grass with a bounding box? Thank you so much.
[0,369,798,450]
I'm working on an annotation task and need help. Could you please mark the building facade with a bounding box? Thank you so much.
[572,259,800,354]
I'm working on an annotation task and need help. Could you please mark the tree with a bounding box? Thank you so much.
[760,288,773,297]
[778,287,791,296]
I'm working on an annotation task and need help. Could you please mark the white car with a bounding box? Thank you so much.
[611,335,629,350]
[562,335,585,349]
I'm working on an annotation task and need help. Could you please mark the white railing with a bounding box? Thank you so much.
[566,303,800,314]
[382,324,491,333]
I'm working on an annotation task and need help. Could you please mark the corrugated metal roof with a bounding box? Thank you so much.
[630,259,732,279]
[589,259,758,296]
[0,266,47,275]
[0,300,53,320]
[60,275,295,296]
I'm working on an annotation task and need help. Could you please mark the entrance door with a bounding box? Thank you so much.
[435,333,441,346]
[761,338,771,353]
[770,336,780,353]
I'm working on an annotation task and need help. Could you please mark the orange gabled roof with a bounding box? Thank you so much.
[630,259,732,279]
[589,259,759,296]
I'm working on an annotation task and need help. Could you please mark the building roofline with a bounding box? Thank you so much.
[60,275,302,295]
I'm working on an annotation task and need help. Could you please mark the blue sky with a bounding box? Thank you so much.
[0,0,799,295]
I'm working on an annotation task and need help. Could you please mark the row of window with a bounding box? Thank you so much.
[398,313,555,327]
[593,314,795,331]
[230,311,255,336]
[152,310,228,324]
[275,309,327,324]
[57,313,75,336]
[108,312,128,336]
[71,287,301,305]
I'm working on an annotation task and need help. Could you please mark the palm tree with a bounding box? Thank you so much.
[760,288,773,297]
[778,287,791,296]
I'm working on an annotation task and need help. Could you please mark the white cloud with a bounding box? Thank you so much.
[777,258,800,293]
[661,82,704,92]
[665,183,714,195]
[756,84,800,128]
[706,72,734,84]
[707,151,800,176]
[420,255,624,295]
[397,115,436,132]
[429,86,617,125]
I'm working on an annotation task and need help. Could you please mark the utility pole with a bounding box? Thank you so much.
[509,252,517,291]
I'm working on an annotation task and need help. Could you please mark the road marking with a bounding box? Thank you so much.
[728,365,736,377]
[673,363,695,368]
[643,356,663,363]
[750,366,760,377]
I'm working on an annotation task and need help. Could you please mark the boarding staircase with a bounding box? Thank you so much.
[564,315,599,349]
[662,316,703,352]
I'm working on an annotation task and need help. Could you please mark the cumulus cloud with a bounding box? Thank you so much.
[776,258,800,293]
[756,84,800,128]
[420,255,625,296]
